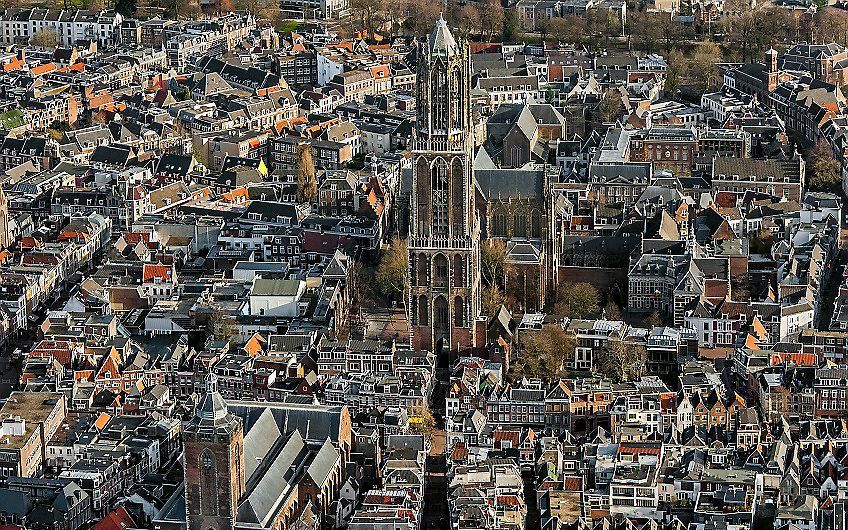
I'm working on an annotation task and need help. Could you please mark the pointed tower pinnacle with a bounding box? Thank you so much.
[428,15,460,56]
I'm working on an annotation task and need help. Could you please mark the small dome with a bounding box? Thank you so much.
[193,374,230,423]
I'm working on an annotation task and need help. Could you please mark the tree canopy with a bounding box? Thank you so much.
[808,139,842,193]
[30,29,58,48]
[512,324,576,379]
[553,282,600,319]
[375,237,408,299]
[296,143,318,203]
[595,340,647,383]
[481,239,508,287]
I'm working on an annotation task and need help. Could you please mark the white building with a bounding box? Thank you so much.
[0,9,123,49]
[248,277,306,317]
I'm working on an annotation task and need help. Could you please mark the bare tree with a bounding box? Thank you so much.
[595,340,647,383]
[208,308,240,344]
[603,300,622,320]
[235,0,283,26]
[375,237,408,299]
[689,40,723,93]
[296,143,318,203]
[481,285,505,317]
[481,239,508,287]
[515,324,576,379]
[479,0,504,41]
[348,0,382,38]
[598,89,623,123]
[808,139,843,193]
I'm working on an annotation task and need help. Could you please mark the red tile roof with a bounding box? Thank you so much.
[770,352,818,367]
[496,495,522,507]
[91,506,136,530]
[123,232,152,246]
[493,429,520,449]
[30,62,56,76]
[143,264,171,282]
[450,442,468,462]
[563,476,583,491]
[619,444,662,456]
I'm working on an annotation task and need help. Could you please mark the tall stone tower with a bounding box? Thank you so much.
[0,188,9,252]
[183,374,245,530]
[408,17,481,354]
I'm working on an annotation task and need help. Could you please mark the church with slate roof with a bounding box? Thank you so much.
[166,374,349,530]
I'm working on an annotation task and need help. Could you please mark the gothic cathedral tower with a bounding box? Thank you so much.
[183,374,246,530]
[408,17,481,354]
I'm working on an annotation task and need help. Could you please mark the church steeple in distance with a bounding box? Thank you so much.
[408,17,481,355]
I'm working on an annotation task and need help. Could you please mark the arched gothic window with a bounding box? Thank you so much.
[453,255,465,288]
[454,296,465,327]
[199,449,218,516]
[514,211,527,238]
[451,158,464,235]
[416,157,430,236]
[433,254,449,288]
[434,296,450,330]
[432,159,449,236]
[418,295,428,326]
[531,210,542,238]
[492,210,507,237]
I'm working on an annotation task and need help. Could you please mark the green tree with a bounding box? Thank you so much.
[595,340,647,383]
[375,237,408,299]
[808,139,842,192]
[502,8,519,41]
[553,282,599,319]
[49,120,71,132]
[664,48,686,98]
[30,29,58,48]
[296,143,318,203]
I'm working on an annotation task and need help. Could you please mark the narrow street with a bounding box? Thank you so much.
[522,469,541,530]
[422,354,449,530]
[818,248,845,331]
[422,450,448,530]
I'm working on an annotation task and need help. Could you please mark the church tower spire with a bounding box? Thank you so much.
[408,17,481,354]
